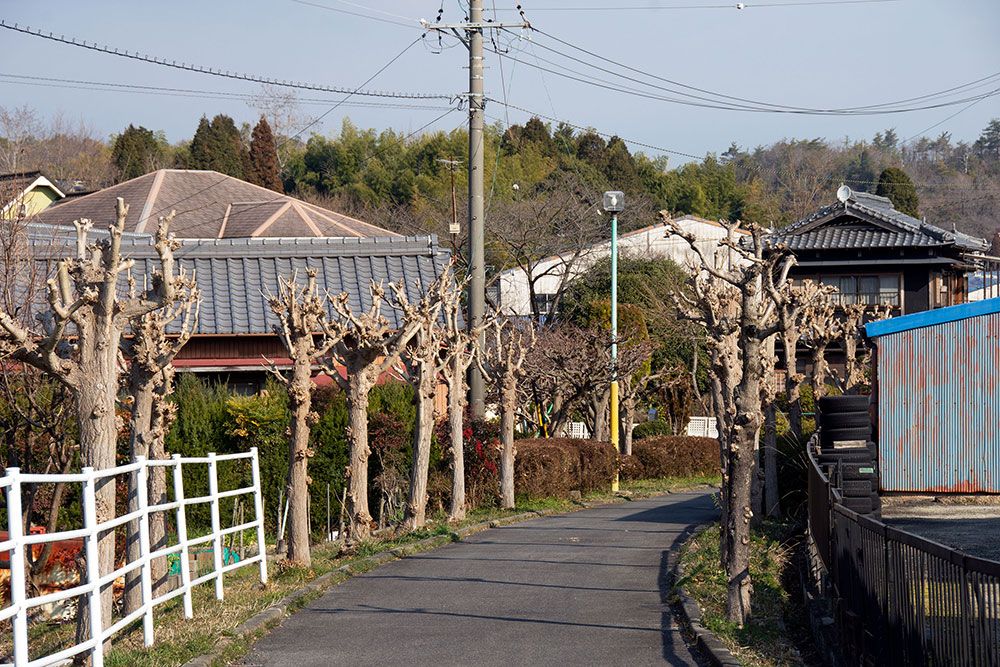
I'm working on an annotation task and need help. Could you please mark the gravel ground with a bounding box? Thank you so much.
[881,501,1000,561]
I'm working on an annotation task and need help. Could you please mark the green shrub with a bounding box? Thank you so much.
[633,419,673,440]
[621,436,718,481]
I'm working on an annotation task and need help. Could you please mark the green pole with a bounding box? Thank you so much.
[610,212,620,491]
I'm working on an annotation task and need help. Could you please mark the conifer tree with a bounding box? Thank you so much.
[110,124,163,182]
[188,114,247,179]
[250,116,283,192]
[875,167,920,217]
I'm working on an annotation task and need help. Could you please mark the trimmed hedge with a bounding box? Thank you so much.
[515,438,617,499]
[621,436,719,481]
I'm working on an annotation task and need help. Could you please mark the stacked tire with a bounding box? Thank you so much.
[816,395,881,518]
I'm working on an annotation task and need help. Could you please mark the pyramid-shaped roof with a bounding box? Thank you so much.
[34,169,396,240]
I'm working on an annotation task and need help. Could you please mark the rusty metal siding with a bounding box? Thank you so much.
[877,310,1000,492]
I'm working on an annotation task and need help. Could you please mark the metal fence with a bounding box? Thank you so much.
[808,442,1000,666]
[0,449,268,667]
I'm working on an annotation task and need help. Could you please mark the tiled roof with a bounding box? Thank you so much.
[35,169,396,240]
[768,188,988,253]
[21,225,450,335]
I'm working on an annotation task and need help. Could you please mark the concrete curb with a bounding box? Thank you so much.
[184,486,718,667]
[671,524,742,667]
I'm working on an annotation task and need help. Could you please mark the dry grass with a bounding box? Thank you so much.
[677,523,812,666]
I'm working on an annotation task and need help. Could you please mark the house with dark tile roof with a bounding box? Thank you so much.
[19,222,450,391]
[767,185,989,314]
[34,169,396,239]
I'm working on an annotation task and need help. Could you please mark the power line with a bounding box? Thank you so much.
[500,0,900,10]
[0,20,453,101]
[521,25,1000,115]
[0,73,454,111]
[288,0,420,29]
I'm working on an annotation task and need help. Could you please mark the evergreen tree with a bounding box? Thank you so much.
[188,116,214,170]
[974,119,1000,162]
[249,117,282,192]
[844,148,877,191]
[187,114,247,178]
[875,167,920,217]
[110,124,164,182]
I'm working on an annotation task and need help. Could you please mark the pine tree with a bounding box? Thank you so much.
[189,116,214,170]
[249,117,283,192]
[187,114,247,179]
[110,125,164,182]
[875,167,920,218]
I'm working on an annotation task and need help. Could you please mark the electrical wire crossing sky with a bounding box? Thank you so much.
[1,0,998,162]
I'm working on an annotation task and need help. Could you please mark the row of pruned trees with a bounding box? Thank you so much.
[266,264,538,566]
[663,213,883,626]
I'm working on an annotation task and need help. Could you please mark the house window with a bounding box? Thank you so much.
[807,274,901,307]
[533,292,558,315]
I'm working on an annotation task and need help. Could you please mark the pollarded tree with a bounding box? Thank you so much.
[321,281,425,543]
[437,276,487,522]
[401,270,454,531]
[267,269,346,566]
[875,167,920,217]
[804,295,840,401]
[0,198,185,646]
[123,274,200,612]
[664,213,795,626]
[480,318,536,509]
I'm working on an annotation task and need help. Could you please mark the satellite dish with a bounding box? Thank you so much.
[836,184,853,203]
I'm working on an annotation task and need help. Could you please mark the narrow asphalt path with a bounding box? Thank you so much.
[243,491,718,666]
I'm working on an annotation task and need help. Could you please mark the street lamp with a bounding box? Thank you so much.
[603,191,624,492]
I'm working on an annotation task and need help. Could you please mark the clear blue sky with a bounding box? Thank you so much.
[2,0,998,165]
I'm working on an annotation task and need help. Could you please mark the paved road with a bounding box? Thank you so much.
[882,503,1000,562]
[244,491,718,667]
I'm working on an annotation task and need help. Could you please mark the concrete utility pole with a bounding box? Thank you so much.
[424,3,527,419]
[466,0,487,418]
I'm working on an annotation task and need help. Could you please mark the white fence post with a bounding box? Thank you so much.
[207,452,224,601]
[81,467,105,667]
[135,456,155,646]
[172,454,194,619]
[6,468,29,666]
[250,447,268,584]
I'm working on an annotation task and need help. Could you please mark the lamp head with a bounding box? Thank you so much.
[602,191,625,213]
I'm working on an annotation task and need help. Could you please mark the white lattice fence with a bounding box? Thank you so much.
[0,449,268,667]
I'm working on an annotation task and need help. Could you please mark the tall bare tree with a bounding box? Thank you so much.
[267,269,345,566]
[123,273,199,612]
[401,271,454,531]
[664,213,794,626]
[320,281,425,543]
[481,318,536,508]
[804,296,840,401]
[438,277,484,522]
[0,198,184,646]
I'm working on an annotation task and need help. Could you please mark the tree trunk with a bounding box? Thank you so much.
[147,381,171,596]
[622,394,636,457]
[286,354,314,566]
[812,343,830,401]
[499,377,517,509]
[405,361,435,530]
[124,378,154,615]
[74,325,122,653]
[783,331,802,442]
[591,387,611,442]
[447,361,466,522]
[763,402,781,518]
[345,370,375,542]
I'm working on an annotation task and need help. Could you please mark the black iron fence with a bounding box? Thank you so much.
[807,441,1000,666]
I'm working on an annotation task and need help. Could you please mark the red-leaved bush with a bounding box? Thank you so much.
[620,436,718,481]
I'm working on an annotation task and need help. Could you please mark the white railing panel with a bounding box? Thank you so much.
[1,448,268,666]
